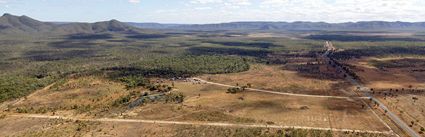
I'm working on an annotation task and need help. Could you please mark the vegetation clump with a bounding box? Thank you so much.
[164,92,185,103]
[226,87,246,94]
[0,75,56,102]
[118,75,149,89]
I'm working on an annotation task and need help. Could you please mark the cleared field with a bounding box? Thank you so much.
[2,77,389,132]
[378,94,425,135]
[0,116,392,137]
[124,81,389,132]
[345,57,425,90]
[199,64,352,96]
[338,55,425,135]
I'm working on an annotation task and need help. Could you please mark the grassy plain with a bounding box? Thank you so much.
[3,31,425,136]
[200,64,351,96]
[0,116,393,137]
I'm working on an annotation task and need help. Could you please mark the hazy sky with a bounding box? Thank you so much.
[1,0,425,24]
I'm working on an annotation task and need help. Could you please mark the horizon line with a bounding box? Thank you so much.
[3,13,425,25]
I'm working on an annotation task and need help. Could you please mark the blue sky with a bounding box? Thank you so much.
[1,0,425,24]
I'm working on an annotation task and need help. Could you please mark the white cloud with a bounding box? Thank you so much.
[253,0,425,22]
[195,7,213,10]
[191,0,251,7]
[191,0,223,4]
[144,0,424,23]
[261,0,289,6]
[128,0,140,4]
[0,0,8,4]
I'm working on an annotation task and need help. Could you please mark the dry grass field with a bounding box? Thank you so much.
[123,81,389,131]
[199,64,352,96]
[342,56,425,135]
[3,76,130,117]
[1,76,390,134]
[0,116,392,137]
[378,94,425,135]
[345,57,425,90]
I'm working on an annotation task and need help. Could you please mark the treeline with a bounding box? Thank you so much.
[331,46,425,60]
[188,47,270,58]
[0,55,249,103]
[306,34,424,42]
[370,58,425,68]
[0,75,57,102]
[106,55,250,78]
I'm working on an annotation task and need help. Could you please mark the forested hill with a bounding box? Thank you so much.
[0,13,140,34]
[129,21,425,32]
[3,13,425,33]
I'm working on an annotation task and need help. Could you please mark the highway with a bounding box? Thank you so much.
[323,41,420,137]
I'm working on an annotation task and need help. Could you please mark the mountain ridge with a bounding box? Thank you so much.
[128,21,425,31]
[0,13,138,34]
[3,13,425,33]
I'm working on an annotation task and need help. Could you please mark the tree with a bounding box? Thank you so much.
[247,83,252,88]
[412,97,419,103]
[226,87,243,94]
[241,86,247,91]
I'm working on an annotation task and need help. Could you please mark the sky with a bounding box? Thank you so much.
[1,0,425,24]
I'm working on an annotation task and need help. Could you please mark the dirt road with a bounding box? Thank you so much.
[191,78,368,99]
[6,114,393,135]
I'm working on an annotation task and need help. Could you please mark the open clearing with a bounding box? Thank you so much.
[199,64,352,96]
[378,94,425,135]
[336,53,425,136]
[345,57,425,89]
[1,76,390,135]
[0,116,394,137]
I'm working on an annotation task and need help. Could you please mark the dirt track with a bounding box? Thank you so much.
[191,78,369,99]
[6,114,393,135]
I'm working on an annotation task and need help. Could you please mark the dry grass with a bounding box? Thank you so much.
[0,116,392,137]
[379,94,425,134]
[346,57,425,89]
[1,76,389,135]
[344,56,425,135]
[125,81,389,131]
[199,64,349,96]
[6,76,129,117]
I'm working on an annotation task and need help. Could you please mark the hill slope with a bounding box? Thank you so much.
[0,13,138,34]
[0,13,53,33]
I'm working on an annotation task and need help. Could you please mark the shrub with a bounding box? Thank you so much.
[118,75,149,89]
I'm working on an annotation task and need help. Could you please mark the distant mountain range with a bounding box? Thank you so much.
[2,13,425,34]
[0,13,138,34]
[128,21,425,32]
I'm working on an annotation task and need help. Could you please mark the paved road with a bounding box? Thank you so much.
[191,78,369,99]
[7,114,392,135]
[324,41,420,137]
